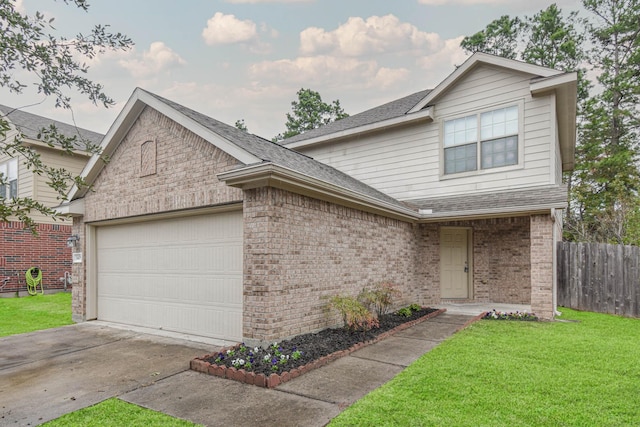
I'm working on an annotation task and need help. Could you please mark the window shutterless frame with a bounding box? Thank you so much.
[439,101,524,179]
[0,158,18,199]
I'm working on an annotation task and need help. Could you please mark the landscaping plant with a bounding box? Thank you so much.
[358,282,402,317]
[327,294,379,333]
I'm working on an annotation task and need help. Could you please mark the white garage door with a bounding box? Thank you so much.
[96,210,243,341]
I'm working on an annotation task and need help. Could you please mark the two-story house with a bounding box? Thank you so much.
[0,105,101,294]
[59,53,577,344]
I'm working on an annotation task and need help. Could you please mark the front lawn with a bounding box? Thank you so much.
[0,292,73,337]
[330,308,640,426]
[42,398,202,427]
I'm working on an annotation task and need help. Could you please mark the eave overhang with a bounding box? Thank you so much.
[530,72,578,172]
[416,203,567,223]
[54,198,85,217]
[283,106,434,150]
[219,163,568,224]
[218,163,420,222]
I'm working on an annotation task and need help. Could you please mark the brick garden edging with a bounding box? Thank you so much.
[190,308,447,388]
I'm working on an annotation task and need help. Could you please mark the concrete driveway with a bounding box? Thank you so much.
[0,323,216,426]
[1,312,478,426]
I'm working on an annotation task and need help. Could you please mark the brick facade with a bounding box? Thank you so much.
[421,216,532,306]
[83,106,243,222]
[530,214,555,319]
[242,187,422,341]
[71,107,243,319]
[70,105,558,339]
[1,221,72,294]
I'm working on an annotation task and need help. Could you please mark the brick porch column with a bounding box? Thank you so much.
[530,214,554,320]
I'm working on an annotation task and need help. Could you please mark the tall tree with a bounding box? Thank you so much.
[274,88,349,141]
[460,15,523,59]
[566,0,640,244]
[0,0,132,230]
[460,2,640,244]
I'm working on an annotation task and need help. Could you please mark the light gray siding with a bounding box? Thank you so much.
[298,64,557,201]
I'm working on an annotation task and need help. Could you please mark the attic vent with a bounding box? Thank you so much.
[140,139,157,177]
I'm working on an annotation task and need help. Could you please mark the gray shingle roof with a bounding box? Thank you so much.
[142,90,408,210]
[411,185,569,214]
[282,89,431,144]
[0,104,103,150]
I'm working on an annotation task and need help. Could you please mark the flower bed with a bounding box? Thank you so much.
[191,307,443,388]
[482,309,538,321]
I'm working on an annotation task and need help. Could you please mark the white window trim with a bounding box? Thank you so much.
[0,158,18,199]
[439,101,525,180]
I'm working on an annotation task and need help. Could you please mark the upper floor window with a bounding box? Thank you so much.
[444,105,519,175]
[0,158,18,199]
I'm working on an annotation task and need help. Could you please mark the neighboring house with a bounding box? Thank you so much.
[59,53,577,344]
[0,105,100,294]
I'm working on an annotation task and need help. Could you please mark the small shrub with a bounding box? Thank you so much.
[397,307,413,317]
[358,282,402,317]
[396,303,422,317]
[328,295,380,333]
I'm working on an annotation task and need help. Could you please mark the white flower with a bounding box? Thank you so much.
[264,354,271,361]
[254,347,260,353]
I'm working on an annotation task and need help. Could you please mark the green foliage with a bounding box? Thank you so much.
[327,294,379,333]
[461,1,640,245]
[358,282,401,317]
[396,307,412,317]
[564,0,640,245]
[396,303,422,317]
[331,309,640,426]
[460,15,523,59]
[274,88,348,141]
[234,119,248,133]
[0,0,132,231]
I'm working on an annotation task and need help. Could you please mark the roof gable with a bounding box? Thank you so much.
[408,52,562,113]
[69,88,407,213]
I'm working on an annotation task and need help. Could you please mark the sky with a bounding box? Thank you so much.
[3,0,584,140]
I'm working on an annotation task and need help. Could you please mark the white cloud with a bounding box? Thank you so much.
[417,36,469,85]
[248,56,408,89]
[300,15,440,57]
[119,42,186,79]
[201,12,258,45]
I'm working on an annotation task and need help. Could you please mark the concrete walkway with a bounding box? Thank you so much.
[0,312,477,426]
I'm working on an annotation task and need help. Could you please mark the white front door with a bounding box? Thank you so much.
[440,228,470,299]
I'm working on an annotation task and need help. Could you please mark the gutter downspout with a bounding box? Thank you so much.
[551,208,560,317]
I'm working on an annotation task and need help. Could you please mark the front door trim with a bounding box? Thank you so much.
[440,226,473,300]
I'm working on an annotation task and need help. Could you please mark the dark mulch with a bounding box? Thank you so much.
[204,307,438,377]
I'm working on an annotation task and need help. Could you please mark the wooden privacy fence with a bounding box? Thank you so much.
[557,242,640,317]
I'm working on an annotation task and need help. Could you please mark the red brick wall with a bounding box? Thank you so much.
[0,221,73,293]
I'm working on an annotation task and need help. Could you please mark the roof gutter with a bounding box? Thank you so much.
[217,163,421,222]
[417,204,567,222]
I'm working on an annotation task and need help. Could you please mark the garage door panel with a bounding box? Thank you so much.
[96,211,243,341]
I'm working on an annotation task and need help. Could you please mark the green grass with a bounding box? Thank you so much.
[42,398,202,426]
[0,292,73,337]
[330,308,640,427]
